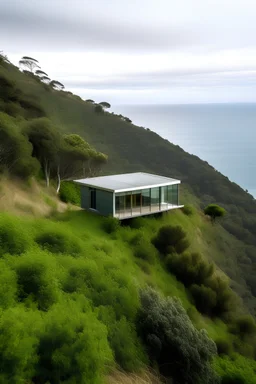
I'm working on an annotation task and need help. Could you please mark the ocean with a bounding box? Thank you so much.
[113,103,256,198]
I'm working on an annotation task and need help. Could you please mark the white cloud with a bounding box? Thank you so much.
[4,0,256,103]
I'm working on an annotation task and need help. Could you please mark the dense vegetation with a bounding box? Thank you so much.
[0,52,256,383]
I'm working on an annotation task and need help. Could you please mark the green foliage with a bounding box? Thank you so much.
[107,317,147,371]
[182,204,194,216]
[165,251,236,318]
[131,233,156,264]
[214,355,256,384]
[137,287,219,383]
[215,338,233,356]
[0,307,42,383]
[0,260,17,308]
[230,315,256,339]
[0,214,31,256]
[204,204,227,222]
[99,101,111,109]
[166,252,214,286]
[190,284,217,315]
[35,229,82,255]
[59,181,81,205]
[14,252,59,310]
[64,258,139,321]
[0,112,40,177]
[35,300,113,384]
[102,216,120,233]
[152,224,190,255]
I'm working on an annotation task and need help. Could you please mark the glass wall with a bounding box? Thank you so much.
[167,184,178,206]
[115,184,179,218]
[150,187,160,212]
[142,189,150,214]
[161,186,168,210]
[132,190,142,214]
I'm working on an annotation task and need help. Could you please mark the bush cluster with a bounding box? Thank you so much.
[131,233,156,264]
[182,204,194,216]
[59,181,81,205]
[166,251,235,317]
[214,355,256,384]
[35,229,82,255]
[0,215,31,256]
[137,287,219,384]
[102,216,120,234]
[152,225,190,255]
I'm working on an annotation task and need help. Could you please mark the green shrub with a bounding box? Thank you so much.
[230,315,256,339]
[35,300,113,384]
[0,215,30,256]
[108,317,147,372]
[102,216,120,234]
[166,252,214,286]
[64,259,139,321]
[182,204,194,216]
[137,287,219,383]
[0,260,17,308]
[190,284,217,315]
[15,252,59,310]
[35,230,82,255]
[215,338,233,356]
[59,181,81,205]
[132,234,156,264]
[0,306,42,383]
[208,277,236,318]
[152,225,190,255]
[214,355,256,384]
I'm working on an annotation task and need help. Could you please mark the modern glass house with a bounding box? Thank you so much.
[74,172,183,220]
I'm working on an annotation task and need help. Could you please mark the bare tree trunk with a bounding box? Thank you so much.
[56,165,61,194]
[44,159,50,187]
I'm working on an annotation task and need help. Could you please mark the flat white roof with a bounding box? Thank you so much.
[74,172,181,193]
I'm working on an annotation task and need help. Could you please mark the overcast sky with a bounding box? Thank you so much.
[2,0,256,104]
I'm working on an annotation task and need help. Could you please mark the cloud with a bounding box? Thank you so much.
[0,0,192,53]
[3,0,256,103]
[62,67,256,90]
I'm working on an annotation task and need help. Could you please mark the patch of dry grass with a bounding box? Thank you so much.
[106,369,165,384]
[0,176,70,217]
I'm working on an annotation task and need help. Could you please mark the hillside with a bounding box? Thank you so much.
[1,58,255,311]
[0,54,256,383]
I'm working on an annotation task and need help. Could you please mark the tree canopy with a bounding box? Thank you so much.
[99,101,111,109]
[19,56,40,73]
[204,204,226,222]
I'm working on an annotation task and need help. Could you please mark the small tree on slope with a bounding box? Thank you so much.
[204,204,226,223]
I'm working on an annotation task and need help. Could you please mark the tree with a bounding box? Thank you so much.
[204,204,226,223]
[19,56,40,73]
[54,134,107,192]
[99,101,111,109]
[137,288,219,383]
[0,51,10,65]
[40,76,51,83]
[86,99,95,103]
[50,80,64,90]
[23,118,60,187]
[35,70,48,77]
[0,113,39,177]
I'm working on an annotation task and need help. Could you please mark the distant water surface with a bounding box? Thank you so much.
[113,103,256,198]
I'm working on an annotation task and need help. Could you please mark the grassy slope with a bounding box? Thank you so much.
[4,63,255,311]
[0,180,230,339]
[1,61,256,382]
